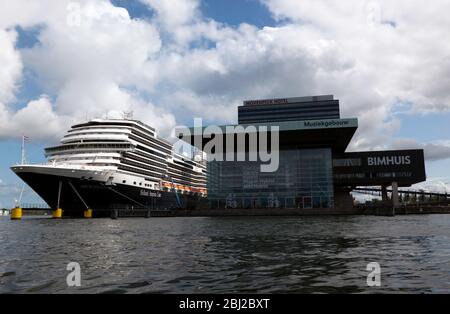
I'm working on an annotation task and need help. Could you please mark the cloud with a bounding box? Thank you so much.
[390,138,450,161]
[0,29,22,104]
[139,0,222,48]
[140,0,200,28]
[424,142,450,161]
[261,0,450,113]
[412,178,450,194]
[0,0,449,150]
[23,1,162,106]
[0,0,180,139]
[8,96,65,141]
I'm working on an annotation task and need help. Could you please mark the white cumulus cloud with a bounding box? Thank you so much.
[0,0,449,152]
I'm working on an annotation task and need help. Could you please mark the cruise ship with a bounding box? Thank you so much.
[11,119,207,217]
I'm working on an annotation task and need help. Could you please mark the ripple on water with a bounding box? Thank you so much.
[25,280,58,293]
[1,215,450,293]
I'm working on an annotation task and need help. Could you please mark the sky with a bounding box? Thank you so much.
[0,0,450,208]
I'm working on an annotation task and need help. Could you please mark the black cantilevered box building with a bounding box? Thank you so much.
[177,95,426,210]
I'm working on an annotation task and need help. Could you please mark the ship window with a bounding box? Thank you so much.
[123,180,126,183]
[134,182,136,185]
[139,182,142,186]
[89,177,93,180]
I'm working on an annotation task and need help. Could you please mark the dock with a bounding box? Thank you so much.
[7,203,450,219]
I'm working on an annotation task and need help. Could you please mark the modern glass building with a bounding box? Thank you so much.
[177,95,426,211]
[207,148,334,209]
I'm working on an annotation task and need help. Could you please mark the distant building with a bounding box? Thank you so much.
[178,95,426,210]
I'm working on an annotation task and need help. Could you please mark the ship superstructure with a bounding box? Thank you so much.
[11,119,206,217]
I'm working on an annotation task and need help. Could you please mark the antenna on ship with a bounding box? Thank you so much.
[123,111,134,120]
[21,134,29,165]
[15,134,29,208]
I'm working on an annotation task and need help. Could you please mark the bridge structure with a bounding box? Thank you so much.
[352,186,450,216]
[352,187,449,205]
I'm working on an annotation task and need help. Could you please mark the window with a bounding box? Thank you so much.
[207,148,334,209]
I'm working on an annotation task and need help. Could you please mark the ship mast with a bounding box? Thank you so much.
[16,134,28,207]
[21,134,28,165]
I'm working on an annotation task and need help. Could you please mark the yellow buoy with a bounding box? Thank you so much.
[84,208,93,218]
[10,207,23,220]
[52,208,63,219]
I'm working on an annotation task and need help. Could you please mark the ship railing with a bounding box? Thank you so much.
[21,203,51,209]
[15,162,114,171]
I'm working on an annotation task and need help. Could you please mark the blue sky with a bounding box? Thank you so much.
[394,112,450,142]
[112,0,277,27]
[0,0,450,206]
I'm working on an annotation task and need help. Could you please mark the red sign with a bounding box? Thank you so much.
[244,98,289,106]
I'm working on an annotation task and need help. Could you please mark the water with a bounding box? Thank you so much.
[1,215,450,294]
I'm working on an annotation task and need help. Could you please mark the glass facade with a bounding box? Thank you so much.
[207,148,334,209]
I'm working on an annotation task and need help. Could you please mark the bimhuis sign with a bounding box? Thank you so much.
[367,155,411,166]
[333,149,426,185]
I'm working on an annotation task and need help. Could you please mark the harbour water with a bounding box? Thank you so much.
[1,215,450,293]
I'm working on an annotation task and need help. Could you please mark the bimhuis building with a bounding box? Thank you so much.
[178,95,426,212]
